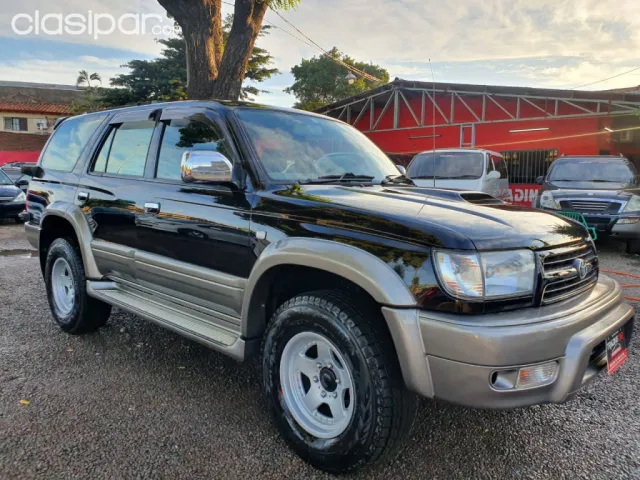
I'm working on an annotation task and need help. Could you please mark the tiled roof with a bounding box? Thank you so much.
[0,101,72,115]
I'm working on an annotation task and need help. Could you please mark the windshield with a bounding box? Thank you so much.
[0,169,13,185]
[407,151,485,179]
[235,108,399,183]
[549,158,637,183]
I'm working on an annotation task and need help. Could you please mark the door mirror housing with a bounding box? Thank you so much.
[486,170,501,180]
[15,179,28,187]
[536,175,545,185]
[181,150,233,184]
[396,164,407,175]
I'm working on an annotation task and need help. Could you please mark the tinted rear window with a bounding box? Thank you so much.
[41,114,107,172]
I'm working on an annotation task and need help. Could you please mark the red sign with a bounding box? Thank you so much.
[507,185,541,206]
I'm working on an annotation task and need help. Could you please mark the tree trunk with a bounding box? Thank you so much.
[158,0,223,100]
[211,0,268,100]
[157,0,267,101]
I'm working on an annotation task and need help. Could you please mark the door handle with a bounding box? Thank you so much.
[144,202,160,214]
[77,191,89,201]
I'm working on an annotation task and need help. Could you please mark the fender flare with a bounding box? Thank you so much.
[40,203,101,279]
[241,237,417,338]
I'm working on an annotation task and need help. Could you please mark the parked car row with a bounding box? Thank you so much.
[405,149,640,253]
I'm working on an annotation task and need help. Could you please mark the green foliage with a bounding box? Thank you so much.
[285,47,389,111]
[269,0,302,10]
[100,15,279,108]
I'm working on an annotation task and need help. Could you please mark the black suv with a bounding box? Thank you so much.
[23,102,634,473]
[535,155,640,254]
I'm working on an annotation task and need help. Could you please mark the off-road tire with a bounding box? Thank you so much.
[627,239,640,255]
[44,237,111,334]
[261,290,417,473]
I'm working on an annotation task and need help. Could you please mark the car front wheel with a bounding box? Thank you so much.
[261,290,417,473]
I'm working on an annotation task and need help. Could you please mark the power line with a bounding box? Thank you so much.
[221,0,382,83]
[572,66,640,89]
[269,10,382,82]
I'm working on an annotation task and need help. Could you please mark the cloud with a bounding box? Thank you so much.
[2,0,640,108]
[0,56,131,86]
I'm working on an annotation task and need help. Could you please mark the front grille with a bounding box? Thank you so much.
[540,243,599,305]
[0,196,15,203]
[560,199,622,214]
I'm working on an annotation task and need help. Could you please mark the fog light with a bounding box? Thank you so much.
[617,217,640,225]
[516,361,558,389]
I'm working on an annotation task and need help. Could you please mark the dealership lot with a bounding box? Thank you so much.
[1,221,638,479]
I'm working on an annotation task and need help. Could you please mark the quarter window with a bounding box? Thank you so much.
[41,113,107,172]
[156,115,233,181]
[92,121,155,176]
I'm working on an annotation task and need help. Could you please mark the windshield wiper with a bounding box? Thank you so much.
[381,174,415,186]
[301,172,375,184]
[552,179,619,183]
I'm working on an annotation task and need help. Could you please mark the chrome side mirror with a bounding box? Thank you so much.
[181,150,233,183]
[396,164,407,175]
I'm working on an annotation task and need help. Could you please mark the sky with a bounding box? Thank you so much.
[0,0,639,107]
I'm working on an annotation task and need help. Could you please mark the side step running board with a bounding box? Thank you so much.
[87,281,248,361]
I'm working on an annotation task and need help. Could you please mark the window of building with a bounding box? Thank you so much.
[40,113,107,172]
[91,121,155,177]
[4,117,28,132]
[156,115,234,181]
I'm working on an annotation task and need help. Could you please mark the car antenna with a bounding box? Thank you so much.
[429,59,437,188]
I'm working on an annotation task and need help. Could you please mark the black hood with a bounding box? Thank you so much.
[0,184,20,199]
[545,183,640,200]
[257,185,587,251]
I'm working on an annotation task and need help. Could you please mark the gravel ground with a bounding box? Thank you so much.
[1,220,639,479]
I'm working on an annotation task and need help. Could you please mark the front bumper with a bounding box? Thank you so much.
[0,201,26,219]
[382,275,634,408]
[611,216,640,239]
[540,207,640,238]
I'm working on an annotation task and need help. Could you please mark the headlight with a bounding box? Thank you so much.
[623,195,640,213]
[434,249,535,301]
[13,191,26,202]
[539,191,559,210]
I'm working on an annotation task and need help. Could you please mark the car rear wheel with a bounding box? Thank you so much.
[261,290,417,473]
[44,238,111,334]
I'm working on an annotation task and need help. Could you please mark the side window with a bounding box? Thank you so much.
[486,156,493,174]
[92,121,155,177]
[41,113,107,172]
[492,155,508,179]
[156,115,234,181]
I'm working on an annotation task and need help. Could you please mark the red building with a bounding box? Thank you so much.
[318,79,640,204]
